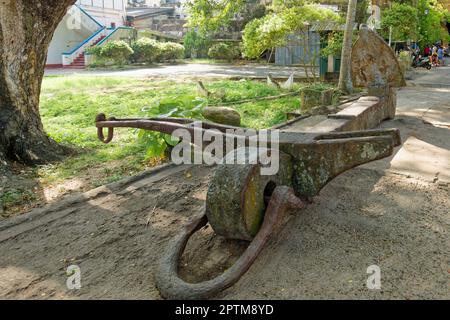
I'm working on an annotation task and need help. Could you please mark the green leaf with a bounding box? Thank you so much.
[138,95,206,158]
[164,134,181,147]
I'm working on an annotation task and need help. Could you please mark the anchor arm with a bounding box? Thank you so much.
[281,129,401,198]
[155,186,304,300]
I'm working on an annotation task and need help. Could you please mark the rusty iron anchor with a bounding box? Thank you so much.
[95,25,406,300]
[95,109,401,300]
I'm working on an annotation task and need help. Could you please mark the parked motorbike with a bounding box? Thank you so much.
[412,54,432,70]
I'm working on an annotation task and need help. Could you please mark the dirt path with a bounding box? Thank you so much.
[0,86,449,300]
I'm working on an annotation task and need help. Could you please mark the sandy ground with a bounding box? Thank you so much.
[0,80,449,300]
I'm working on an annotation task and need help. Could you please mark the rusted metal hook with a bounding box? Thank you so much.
[96,113,115,144]
[155,186,305,300]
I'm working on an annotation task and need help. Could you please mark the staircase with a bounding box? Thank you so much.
[66,35,106,69]
[68,53,86,69]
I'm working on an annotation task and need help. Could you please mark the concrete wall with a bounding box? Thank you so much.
[78,0,126,27]
[46,14,92,65]
[99,27,136,46]
[47,0,127,66]
[133,16,187,37]
[143,0,189,18]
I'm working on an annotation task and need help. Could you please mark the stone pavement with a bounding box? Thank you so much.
[408,65,450,88]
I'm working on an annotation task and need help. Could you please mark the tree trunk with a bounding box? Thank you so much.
[338,0,358,94]
[0,0,76,172]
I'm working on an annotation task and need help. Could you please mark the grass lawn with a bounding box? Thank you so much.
[1,75,330,216]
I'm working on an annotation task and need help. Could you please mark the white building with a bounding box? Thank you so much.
[144,0,162,7]
[78,0,127,27]
[142,0,189,19]
[46,0,131,68]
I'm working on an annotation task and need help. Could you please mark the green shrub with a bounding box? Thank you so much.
[184,29,213,58]
[99,40,134,66]
[139,95,206,158]
[85,46,107,67]
[131,37,161,64]
[208,43,241,61]
[398,50,412,73]
[85,46,102,56]
[158,42,185,61]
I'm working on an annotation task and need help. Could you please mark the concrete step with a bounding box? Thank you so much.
[282,115,329,133]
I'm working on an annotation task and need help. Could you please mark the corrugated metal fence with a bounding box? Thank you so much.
[275,32,322,66]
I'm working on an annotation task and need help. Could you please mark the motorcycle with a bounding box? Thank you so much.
[412,54,432,70]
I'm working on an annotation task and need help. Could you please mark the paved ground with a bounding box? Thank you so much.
[45,63,312,79]
[0,68,449,300]
[409,65,450,88]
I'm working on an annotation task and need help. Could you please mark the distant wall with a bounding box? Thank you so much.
[78,0,127,27]
[275,32,321,66]
[98,28,137,47]
[133,17,188,38]
[46,14,92,65]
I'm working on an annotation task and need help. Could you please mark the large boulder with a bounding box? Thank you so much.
[202,107,241,127]
[351,25,406,88]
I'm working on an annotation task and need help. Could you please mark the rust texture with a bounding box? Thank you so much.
[351,25,406,88]
[95,26,404,300]
[206,148,294,241]
[95,92,401,300]
[95,91,401,300]
[96,114,257,146]
[155,186,305,300]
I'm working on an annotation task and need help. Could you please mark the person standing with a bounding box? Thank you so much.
[411,42,420,55]
[438,46,444,66]
[431,45,438,66]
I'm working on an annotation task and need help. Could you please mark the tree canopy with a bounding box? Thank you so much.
[242,3,341,59]
[417,0,450,45]
[185,0,247,35]
[380,2,419,42]
[381,0,450,46]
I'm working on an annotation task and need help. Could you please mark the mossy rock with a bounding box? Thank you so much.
[202,107,241,127]
[320,89,335,106]
[301,88,322,111]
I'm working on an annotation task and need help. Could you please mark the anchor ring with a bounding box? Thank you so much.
[96,113,116,144]
[155,186,304,300]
